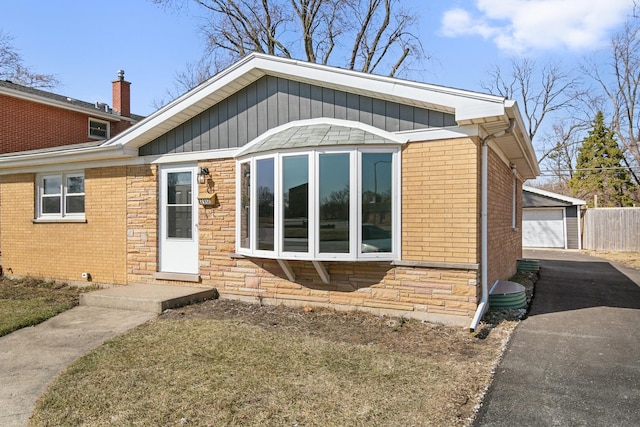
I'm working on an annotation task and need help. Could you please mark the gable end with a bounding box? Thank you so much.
[139,75,455,156]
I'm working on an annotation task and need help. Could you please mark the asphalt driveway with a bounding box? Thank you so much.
[475,249,640,426]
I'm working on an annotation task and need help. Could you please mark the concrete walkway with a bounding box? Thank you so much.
[0,283,217,426]
[475,250,640,426]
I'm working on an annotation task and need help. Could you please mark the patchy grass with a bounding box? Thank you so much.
[584,250,640,270]
[31,300,518,426]
[0,277,94,337]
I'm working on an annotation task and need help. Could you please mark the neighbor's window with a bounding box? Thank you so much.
[38,173,85,219]
[89,118,109,139]
[237,147,398,261]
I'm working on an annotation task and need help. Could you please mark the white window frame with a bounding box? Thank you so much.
[36,172,85,219]
[89,118,110,139]
[236,146,400,261]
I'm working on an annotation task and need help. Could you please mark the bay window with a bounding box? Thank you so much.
[237,147,398,260]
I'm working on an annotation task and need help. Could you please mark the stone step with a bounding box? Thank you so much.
[80,283,219,314]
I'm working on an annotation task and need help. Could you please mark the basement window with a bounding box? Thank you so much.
[89,118,109,139]
[37,172,85,219]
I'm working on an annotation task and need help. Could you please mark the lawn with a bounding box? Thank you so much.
[0,277,93,337]
[30,300,518,426]
[585,250,640,270]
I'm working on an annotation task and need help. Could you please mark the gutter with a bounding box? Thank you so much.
[0,144,137,172]
[470,118,515,332]
[0,86,136,123]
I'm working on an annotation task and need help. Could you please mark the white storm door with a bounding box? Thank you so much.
[160,164,199,274]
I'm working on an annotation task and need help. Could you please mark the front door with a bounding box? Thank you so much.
[159,164,199,274]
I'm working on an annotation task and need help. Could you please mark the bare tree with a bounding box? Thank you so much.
[0,30,59,89]
[481,59,583,143]
[153,0,424,81]
[152,56,220,109]
[481,58,588,189]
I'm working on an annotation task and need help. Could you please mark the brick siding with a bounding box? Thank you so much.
[0,94,124,154]
[0,136,519,325]
[486,148,522,285]
[0,167,127,283]
[402,137,480,264]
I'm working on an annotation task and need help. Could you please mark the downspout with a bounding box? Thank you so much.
[470,119,515,332]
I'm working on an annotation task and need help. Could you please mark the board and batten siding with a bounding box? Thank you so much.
[139,76,456,156]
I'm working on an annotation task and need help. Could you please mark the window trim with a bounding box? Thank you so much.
[36,172,85,220]
[88,118,110,139]
[236,146,400,261]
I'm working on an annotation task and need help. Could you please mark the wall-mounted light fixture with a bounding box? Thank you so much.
[198,167,210,184]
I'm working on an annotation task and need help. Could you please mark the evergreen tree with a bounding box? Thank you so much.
[569,111,637,207]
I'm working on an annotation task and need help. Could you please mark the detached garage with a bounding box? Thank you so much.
[522,186,586,249]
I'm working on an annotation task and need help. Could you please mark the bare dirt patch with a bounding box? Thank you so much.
[584,250,640,270]
[31,299,518,426]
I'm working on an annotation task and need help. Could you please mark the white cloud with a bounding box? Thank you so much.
[440,0,634,54]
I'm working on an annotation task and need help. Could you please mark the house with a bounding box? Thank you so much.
[0,54,539,328]
[0,71,142,154]
[523,186,586,249]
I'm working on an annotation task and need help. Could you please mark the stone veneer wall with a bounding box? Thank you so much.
[124,137,523,324]
[126,164,159,283]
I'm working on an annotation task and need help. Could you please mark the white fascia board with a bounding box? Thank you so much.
[455,101,506,125]
[505,100,540,176]
[103,53,513,152]
[401,125,480,142]
[0,86,131,122]
[150,148,239,164]
[102,55,265,149]
[0,145,137,173]
[523,185,586,205]
[254,54,505,115]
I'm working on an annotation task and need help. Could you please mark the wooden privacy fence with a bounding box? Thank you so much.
[583,207,640,251]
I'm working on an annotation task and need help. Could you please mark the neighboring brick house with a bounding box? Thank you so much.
[0,54,539,328]
[0,70,141,154]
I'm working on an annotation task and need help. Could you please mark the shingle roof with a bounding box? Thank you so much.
[237,123,402,157]
[0,80,145,121]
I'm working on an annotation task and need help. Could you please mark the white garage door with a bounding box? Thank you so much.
[523,208,565,248]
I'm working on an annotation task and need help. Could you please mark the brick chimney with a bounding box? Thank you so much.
[112,69,130,117]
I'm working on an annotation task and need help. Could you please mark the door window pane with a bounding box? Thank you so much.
[168,206,192,238]
[361,153,392,253]
[283,155,309,252]
[168,172,192,204]
[257,159,274,250]
[240,162,251,249]
[167,171,192,238]
[319,153,350,253]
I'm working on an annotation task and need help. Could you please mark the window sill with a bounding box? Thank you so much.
[32,218,87,224]
[229,252,396,263]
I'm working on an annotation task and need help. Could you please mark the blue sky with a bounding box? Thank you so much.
[1,0,635,116]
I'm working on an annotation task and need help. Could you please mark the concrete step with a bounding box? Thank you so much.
[80,283,219,314]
